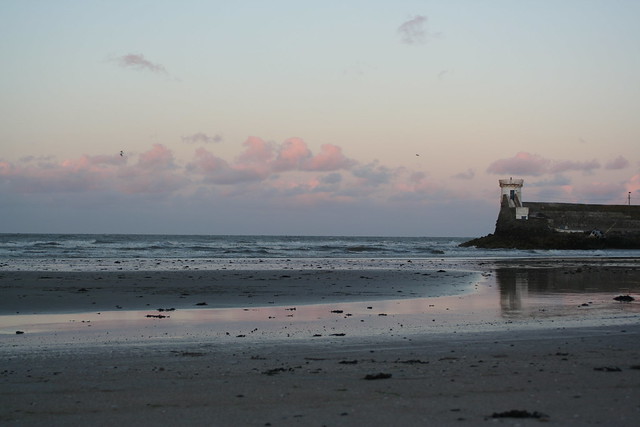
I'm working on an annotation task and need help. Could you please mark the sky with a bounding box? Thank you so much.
[1,0,639,236]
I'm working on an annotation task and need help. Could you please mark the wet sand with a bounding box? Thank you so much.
[0,267,479,315]
[1,258,639,425]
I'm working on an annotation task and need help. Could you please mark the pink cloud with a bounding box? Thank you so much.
[110,146,186,194]
[61,154,125,172]
[605,155,630,170]
[1,156,117,193]
[0,136,438,203]
[486,152,550,176]
[236,136,274,164]
[188,147,267,185]
[302,144,355,171]
[272,138,312,171]
[118,168,187,195]
[137,144,175,170]
[186,138,356,187]
[0,161,16,176]
[0,146,188,195]
[188,148,229,173]
[270,138,356,172]
[16,152,126,192]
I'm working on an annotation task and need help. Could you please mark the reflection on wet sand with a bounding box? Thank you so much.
[496,265,640,318]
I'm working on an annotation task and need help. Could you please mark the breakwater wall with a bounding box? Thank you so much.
[463,196,640,249]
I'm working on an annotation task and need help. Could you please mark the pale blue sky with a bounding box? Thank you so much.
[1,1,639,235]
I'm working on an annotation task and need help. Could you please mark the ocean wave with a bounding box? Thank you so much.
[318,245,342,250]
[148,244,177,249]
[345,245,385,252]
[223,249,272,255]
[92,239,118,244]
[33,242,62,247]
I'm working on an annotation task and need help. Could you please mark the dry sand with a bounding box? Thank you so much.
[1,258,639,426]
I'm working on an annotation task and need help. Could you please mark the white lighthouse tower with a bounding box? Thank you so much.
[499,178,529,219]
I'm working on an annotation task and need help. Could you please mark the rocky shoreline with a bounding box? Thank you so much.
[461,230,640,249]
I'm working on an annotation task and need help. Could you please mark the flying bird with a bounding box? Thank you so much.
[120,151,124,157]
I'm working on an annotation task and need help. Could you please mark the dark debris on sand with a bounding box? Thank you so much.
[489,409,549,420]
[263,367,294,376]
[363,373,392,380]
[396,359,429,364]
[593,366,622,372]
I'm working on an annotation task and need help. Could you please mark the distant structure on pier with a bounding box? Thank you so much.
[499,178,529,220]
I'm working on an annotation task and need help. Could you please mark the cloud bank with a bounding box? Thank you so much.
[2,142,635,234]
[0,138,434,207]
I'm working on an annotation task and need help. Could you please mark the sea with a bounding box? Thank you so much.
[1,234,638,262]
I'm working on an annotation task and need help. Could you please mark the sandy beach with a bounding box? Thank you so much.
[1,258,639,425]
